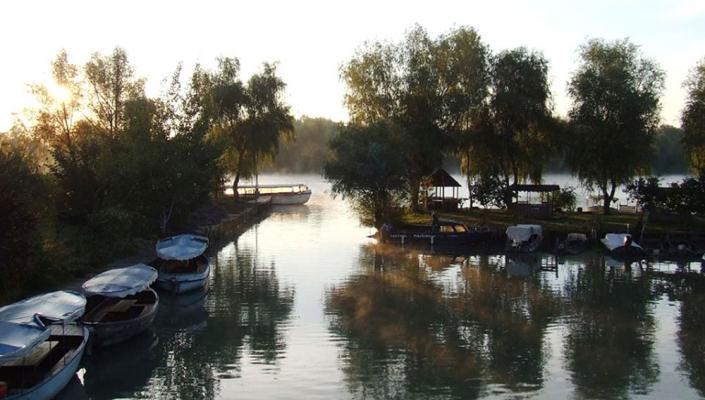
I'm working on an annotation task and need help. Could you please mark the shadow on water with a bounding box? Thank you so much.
[81,226,295,400]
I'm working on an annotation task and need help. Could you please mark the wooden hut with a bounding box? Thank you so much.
[509,184,560,219]
[423,169,462,211]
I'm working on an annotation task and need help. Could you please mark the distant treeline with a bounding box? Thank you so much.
[268,120,690,176]
[264,116,338,173]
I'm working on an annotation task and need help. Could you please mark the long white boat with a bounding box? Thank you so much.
[154,234,210,294]
[0,291,89,400]
[81,264,159,347]
[236,184,311,205]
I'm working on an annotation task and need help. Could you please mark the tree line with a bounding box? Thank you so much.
[324,25,705,226]
[0,49,293,299]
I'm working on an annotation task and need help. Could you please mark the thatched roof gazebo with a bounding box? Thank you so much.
[423,168,462,211]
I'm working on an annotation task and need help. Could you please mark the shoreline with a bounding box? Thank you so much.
[3,201,272,305]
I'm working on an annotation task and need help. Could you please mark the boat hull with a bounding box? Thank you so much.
[84,290,159,348]
[156,257,210,294]
[270,192,311,205]
[6,326,89,400]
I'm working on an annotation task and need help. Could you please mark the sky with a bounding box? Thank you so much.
[1,0,704,131]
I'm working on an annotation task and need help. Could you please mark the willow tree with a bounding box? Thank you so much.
[342,25,489,209]
[324,122,408,227]
[567,39,664,214]
[197,58,293,196]
[462,48,555,207]
[682,57,705,177]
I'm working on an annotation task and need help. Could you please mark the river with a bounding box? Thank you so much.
[73,174,705,399]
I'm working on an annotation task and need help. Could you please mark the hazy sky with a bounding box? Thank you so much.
[1,0,704,131]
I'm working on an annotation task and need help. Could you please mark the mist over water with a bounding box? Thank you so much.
[76,174,705,399]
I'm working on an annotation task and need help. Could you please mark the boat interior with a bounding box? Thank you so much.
[155,255,208,275]
[83,289,157,323]
[0,324,83,391]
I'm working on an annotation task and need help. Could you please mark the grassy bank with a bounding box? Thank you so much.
[404,208,705,237]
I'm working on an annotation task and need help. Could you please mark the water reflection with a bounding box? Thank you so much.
[72,175,705,399]
[562,255,658,398]
[678,291,705,396]
[326,244,563,399]
[81,236,295,400]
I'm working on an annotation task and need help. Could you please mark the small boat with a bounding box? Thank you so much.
[382,220,495,246]
[81,264,159,347]
[600,233,645,258]
[506,224,543,252]
[154,234,210,293]
[0,291,89,400]
[556,233,588,255]
[236,184,311,205]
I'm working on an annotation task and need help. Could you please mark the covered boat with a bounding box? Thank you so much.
[600,233,645,258]
[0,291,89,400]
[81,264,159,347]
[154,234,210,293]
[506,224,543,252]
[236,184,311,205]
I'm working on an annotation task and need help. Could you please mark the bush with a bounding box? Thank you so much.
[555,187,578,212]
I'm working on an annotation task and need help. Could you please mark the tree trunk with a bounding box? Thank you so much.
[232,170,241,201]
[409,175,420,211]
[602,183,617,215]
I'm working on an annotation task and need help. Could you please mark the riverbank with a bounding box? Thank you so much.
[0,200,271,305]
[404,208,705,238]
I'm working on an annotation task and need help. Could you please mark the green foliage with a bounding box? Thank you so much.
[468,173,506,208]
[627,176,705,215]
[462,48,556,207]
[566,38,664,214]
[626,177,662,211]
[342,25,490,208]
[266,117,339,173]
[0,139,48,296]
[682,57,705,176]
[555,187,578,212]
[193,59,293,192]
[324,122,408,227]
[652,125,689,174]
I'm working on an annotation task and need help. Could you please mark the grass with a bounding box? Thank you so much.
[404,208,705,236]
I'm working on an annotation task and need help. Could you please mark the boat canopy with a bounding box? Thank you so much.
[506,224,543,242]
[602,233,638,251]
[0,290,86,325]
[156,234,209,261]
[0,320,51,362]
[82,264,158,298]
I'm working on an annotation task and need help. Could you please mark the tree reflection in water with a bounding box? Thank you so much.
[325,244,562,399]
[562,256,658,398]
[678,290,705,396]
[83,241,295,400]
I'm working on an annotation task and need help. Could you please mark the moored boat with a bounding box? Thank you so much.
[506,224,543,252]
[600,233,645,258]
[236,184,312,205]
[81,264,159,347]
[154,234,210,293]
[0,291,89,400]
[382,220,495,246]
[555,233,588,255]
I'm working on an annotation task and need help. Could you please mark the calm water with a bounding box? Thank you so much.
[74,174,705,399]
